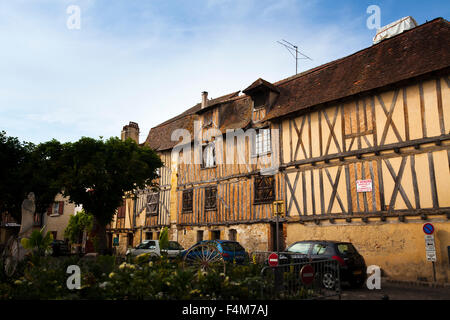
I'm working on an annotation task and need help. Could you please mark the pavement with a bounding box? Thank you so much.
[338,281,450,300]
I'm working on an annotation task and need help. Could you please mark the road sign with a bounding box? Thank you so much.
[300,264,315,285]
[425,235,436,251]
[424,233,437,262]
[272,201,285,217]
[268,253,279,267]
[423,223,434,235]
[426,251,437,262]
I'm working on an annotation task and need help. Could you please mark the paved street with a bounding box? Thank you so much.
[338,283,450,300]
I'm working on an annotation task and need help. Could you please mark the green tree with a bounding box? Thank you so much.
[64,209,94,244]
[0,132,62,222]
[59,137,162,253]
[0,131,31,220]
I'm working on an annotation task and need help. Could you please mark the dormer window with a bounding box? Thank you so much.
[253,91,268,109]
[243,78,280,121]
[203,111,213,128]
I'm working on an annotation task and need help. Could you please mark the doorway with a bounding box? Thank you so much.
[211,230,220,240]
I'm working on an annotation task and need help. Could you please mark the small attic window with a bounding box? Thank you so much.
[253,91,268,109]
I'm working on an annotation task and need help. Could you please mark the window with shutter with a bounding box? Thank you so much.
[254,175,275,204]
[182,189,193,213]
[204,186,217,211]
[58,201,64,215]
[146,192,159,216]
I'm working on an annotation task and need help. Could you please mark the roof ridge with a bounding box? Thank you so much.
[150,91,240,129]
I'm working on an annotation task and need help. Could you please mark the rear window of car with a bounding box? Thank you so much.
[336,243,357,255]
[287,242,311,254]
[221,242,245,252]
[168,241,183,250]
[137,241,156,249]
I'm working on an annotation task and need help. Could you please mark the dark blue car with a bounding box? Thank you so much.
[180,240,249,264]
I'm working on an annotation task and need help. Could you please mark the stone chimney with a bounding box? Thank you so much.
[121,121,140,143]
[201,91,208,109]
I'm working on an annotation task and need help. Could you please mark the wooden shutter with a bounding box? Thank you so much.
[47,204,53,216]
[58,201,64,215]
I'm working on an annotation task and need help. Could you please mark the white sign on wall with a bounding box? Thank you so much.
[357,179,373,193]
[424,234,437,262]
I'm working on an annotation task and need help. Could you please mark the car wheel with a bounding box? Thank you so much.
[321,271,337,290]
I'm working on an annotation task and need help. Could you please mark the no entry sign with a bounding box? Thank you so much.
[300,264,315,285]
[423,223,435,235]
[268,253,279,267]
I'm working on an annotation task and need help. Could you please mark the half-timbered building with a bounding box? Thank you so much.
[113,18,449,281]
[267,18,450,282]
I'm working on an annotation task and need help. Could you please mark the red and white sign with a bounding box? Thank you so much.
[356,179,373,193]
[300,264,315,285]
[268,253,279,267]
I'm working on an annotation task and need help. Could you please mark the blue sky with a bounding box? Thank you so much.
[0,0,448,144]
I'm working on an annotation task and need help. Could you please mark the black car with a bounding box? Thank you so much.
[285,240,367,288]
[50,240,71,257]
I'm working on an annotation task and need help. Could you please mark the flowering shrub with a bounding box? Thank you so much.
[0,254,271,300]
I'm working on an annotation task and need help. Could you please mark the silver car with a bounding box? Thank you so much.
[126,240,184,259]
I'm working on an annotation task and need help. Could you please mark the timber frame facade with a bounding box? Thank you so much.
[109,18,450,282]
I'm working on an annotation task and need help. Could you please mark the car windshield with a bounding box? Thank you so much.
[136,241,156,249]
[287,242,310,254]
[221,242,244,252]
[336,243,357,255]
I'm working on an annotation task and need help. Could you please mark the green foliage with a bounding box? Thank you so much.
[159,227,169,251]
[0,131,63,222]
[20,228,54,256]
[64,209,93,244]
[0,255,284,300]
[59,137,162,227]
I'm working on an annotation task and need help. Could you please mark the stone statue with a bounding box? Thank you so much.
[19,192,36,238]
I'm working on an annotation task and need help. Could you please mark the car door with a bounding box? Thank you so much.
[285,242,312,263]
[167,241,184,258]
[309,243,329,262]
[135,240,157,256]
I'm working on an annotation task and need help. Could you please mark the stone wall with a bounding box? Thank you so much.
[286,216,450,283]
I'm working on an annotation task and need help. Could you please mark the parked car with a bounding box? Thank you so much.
[126,240,184,259]
[50,240,71,257]
[180,240,249,264]
[285,240,367,288]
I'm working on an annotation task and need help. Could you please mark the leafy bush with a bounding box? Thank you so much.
[0,254,274,300]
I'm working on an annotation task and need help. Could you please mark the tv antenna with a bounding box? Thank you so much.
[277,39,312,75]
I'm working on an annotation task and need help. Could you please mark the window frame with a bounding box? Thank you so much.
[204,186,217,211]
[252,128,271,157]
[253,175,275,205]
[182,189,194,213]
[146,192,159,216]
[201,142,216,169]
